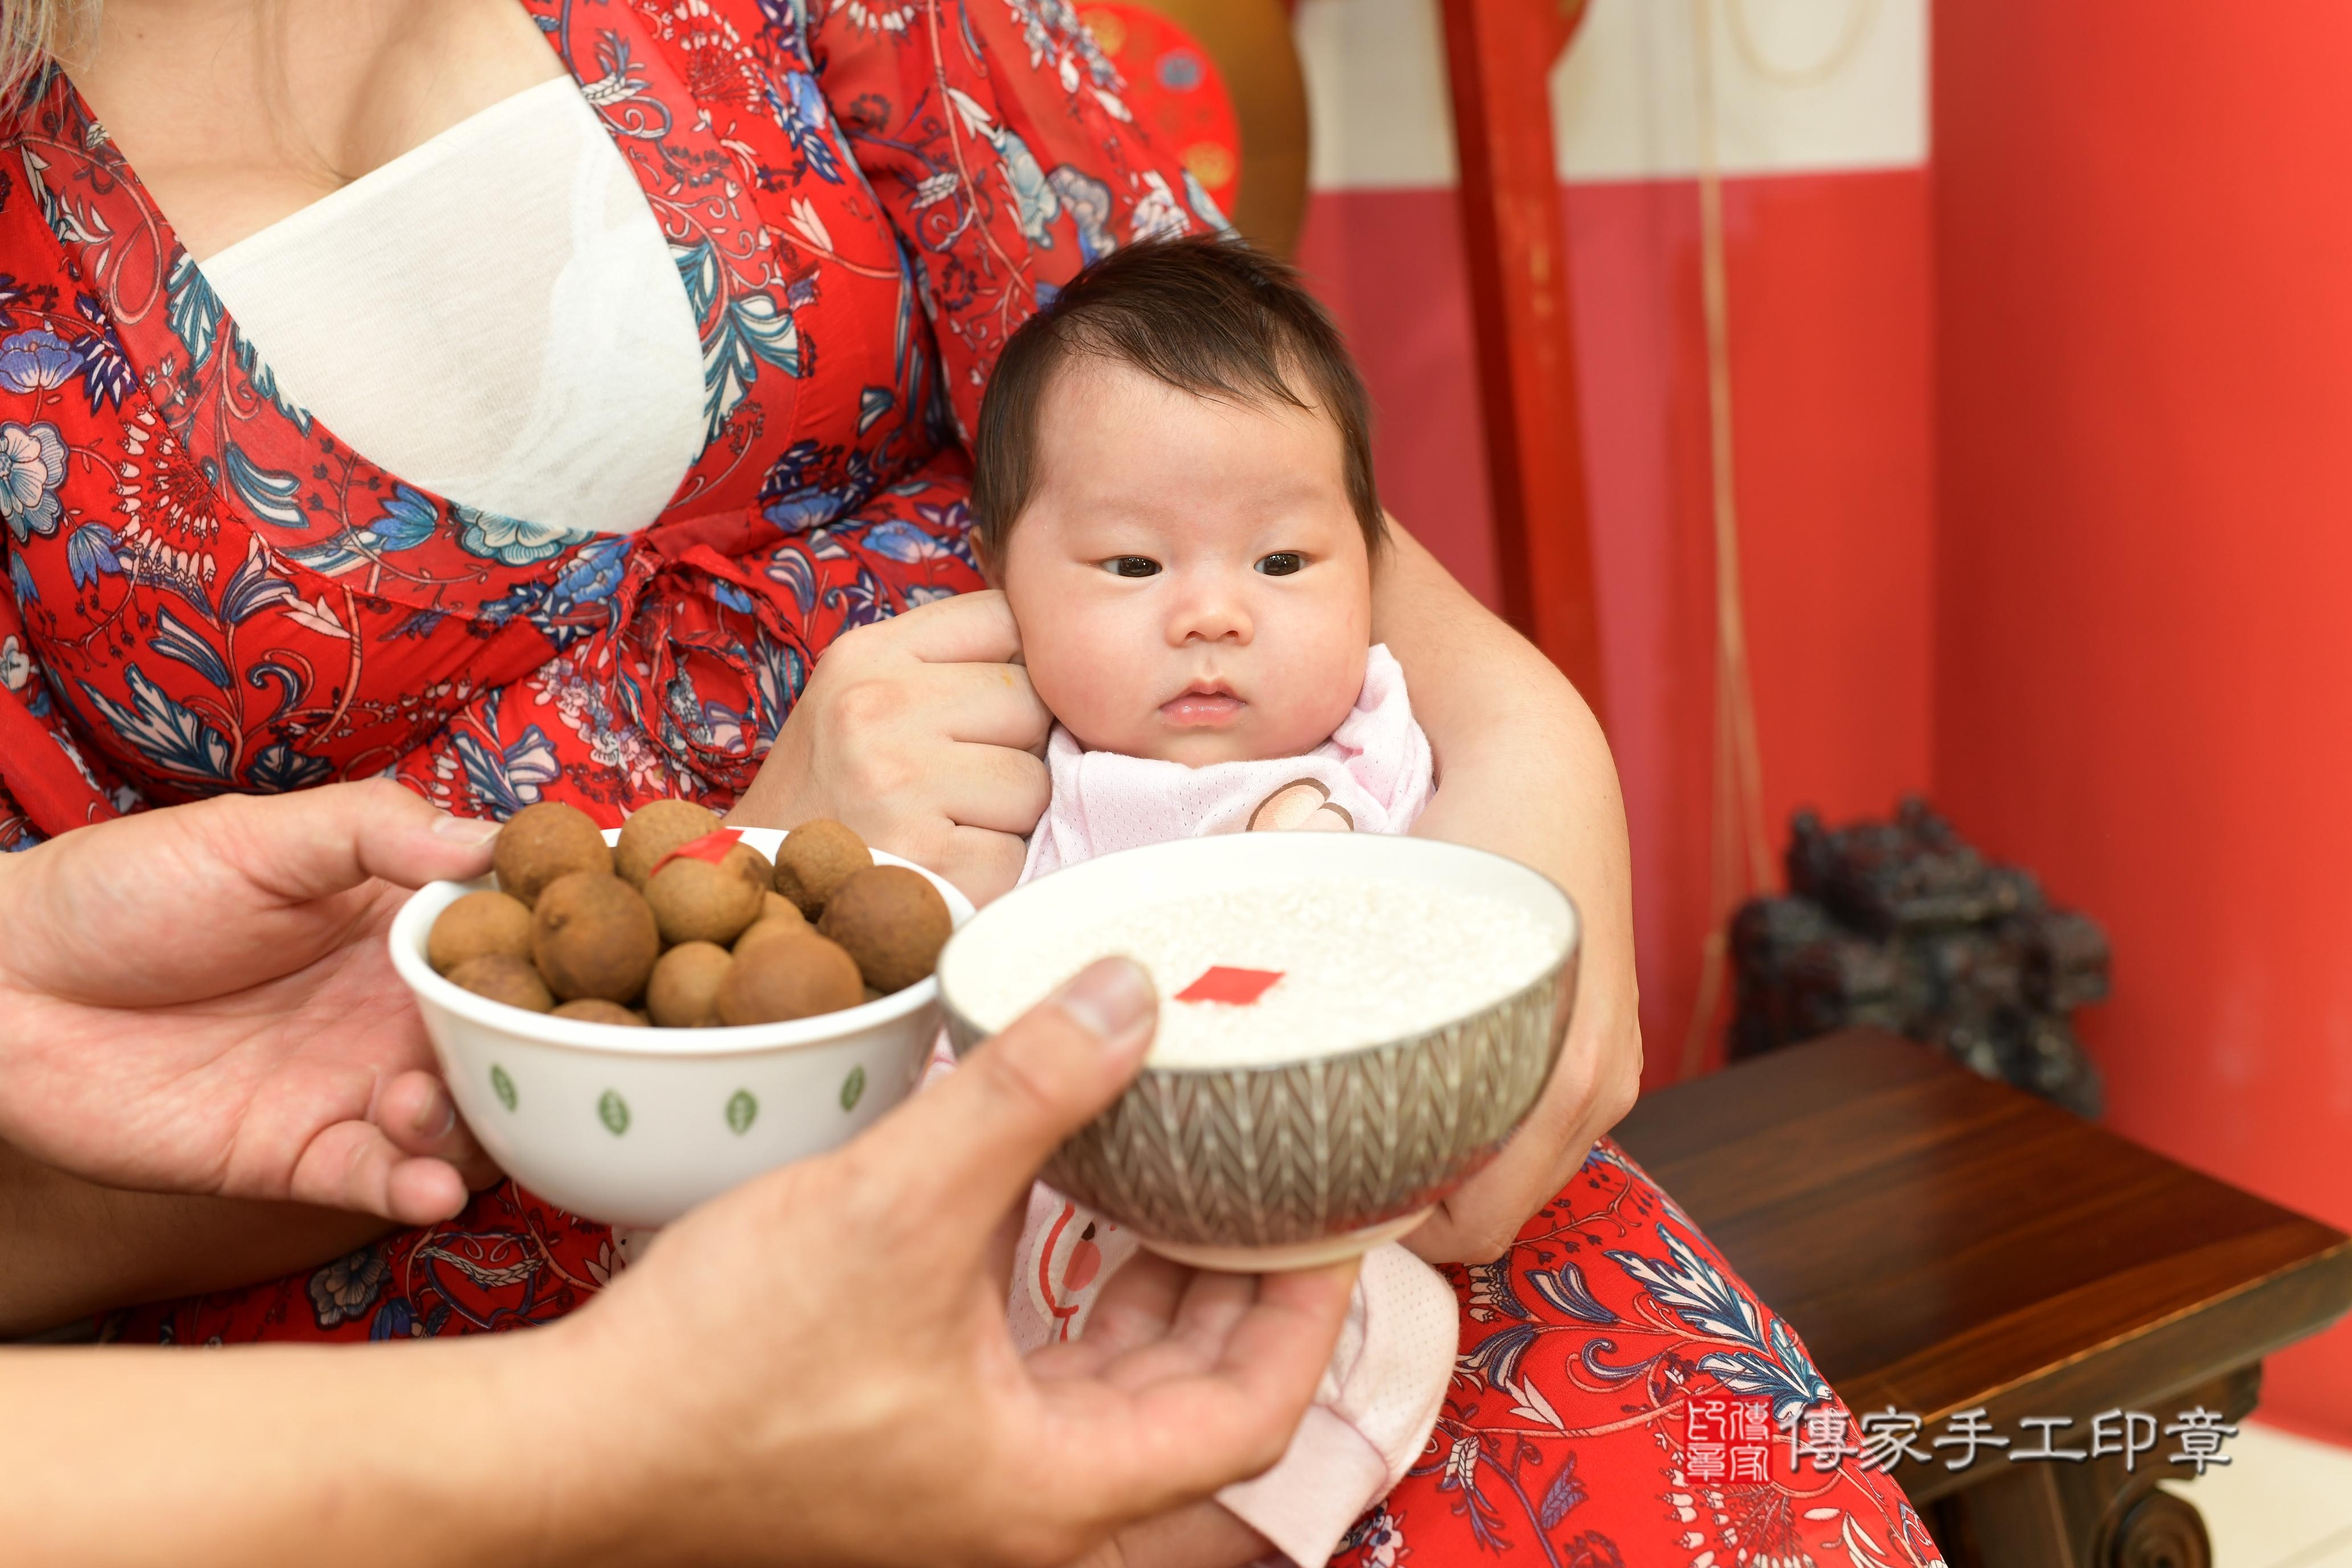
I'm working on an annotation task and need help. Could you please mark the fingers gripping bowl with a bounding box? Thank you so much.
[937,834,1581,1270]
[390,823,974,1228]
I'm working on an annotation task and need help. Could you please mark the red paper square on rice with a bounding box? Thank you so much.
[1174,966,1284,1005]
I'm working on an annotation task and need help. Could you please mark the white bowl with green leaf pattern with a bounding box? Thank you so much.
[388,826,973,1228]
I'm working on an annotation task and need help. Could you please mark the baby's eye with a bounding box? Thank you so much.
[1103,556,1161,578]
[1255,552,1306,577]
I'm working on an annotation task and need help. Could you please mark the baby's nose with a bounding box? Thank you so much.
[1173,587,1251,644]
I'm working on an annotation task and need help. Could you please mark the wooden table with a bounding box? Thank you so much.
[1611,1028,2352,1567]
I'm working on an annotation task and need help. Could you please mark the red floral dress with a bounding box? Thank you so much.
[0,2,1942,1561]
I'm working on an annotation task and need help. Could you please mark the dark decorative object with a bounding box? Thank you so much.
[1728,797,2112,1116]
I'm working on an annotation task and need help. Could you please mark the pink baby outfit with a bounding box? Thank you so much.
[1019,645,1435,881]
[1006,644,1457,1567]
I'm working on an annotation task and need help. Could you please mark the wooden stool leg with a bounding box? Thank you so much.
[1923,1367,2253,1568]
[2104,1489,2213,1568]
[1930,1458,2219,1568]
[1930,1463,2089,1568]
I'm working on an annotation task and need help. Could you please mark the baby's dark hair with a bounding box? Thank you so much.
[970,235,1385,560]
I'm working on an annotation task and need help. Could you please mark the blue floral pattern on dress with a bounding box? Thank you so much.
[0,328,77,393]
[0,419,66,541]
[455,505,591,567]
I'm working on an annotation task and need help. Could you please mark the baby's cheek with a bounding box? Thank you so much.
[1022,619,1145,748]
[1265,637,1370,754]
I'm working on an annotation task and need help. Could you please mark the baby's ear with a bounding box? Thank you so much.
[970,526,1002,587]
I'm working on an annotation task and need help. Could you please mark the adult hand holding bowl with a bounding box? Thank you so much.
[937,834,1581,1269]
[0,780,499,1226]
[5,894,1364,1567]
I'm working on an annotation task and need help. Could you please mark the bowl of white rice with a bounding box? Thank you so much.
[937,833,1579,1269]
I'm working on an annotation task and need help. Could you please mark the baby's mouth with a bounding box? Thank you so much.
[1159,682,1246,728]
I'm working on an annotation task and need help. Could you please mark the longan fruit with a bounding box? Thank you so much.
[646,843,770,946]
[819,864,953,995]
[448,953,554,1013]
[493,802,612,907]
[427,889,533,976]
[615,799,722,889]
[773,819,870,918]
[551,998,646,1027]
[716,931,864,1024]
[733,916,803,955]
[732,893,808,952]
[531,871,660,1003]
[647,941,734,1028]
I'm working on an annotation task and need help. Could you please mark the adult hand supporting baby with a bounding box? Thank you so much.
[0,780,499,1228]
[1371,524,1644,1265]
[2,958,1359,1568]
[732,589,1053,904]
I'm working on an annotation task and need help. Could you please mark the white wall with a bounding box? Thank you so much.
[1296,0,1929,190]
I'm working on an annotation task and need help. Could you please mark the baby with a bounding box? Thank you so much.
[970,237,1458,1568]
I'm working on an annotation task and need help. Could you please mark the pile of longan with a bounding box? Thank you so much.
[426,801,952,1028]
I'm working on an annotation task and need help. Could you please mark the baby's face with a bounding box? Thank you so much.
[999,356,1373,766]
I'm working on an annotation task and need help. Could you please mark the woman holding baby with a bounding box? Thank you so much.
[0,1,1943,1563]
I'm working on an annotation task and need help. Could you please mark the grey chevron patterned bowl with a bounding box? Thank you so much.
[938,834,1580,1270]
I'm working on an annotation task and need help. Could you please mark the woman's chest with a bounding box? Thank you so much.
[68,0,571,266]
[12,0,937,577]
[0,0,953,801]
[46,0,1163,550]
